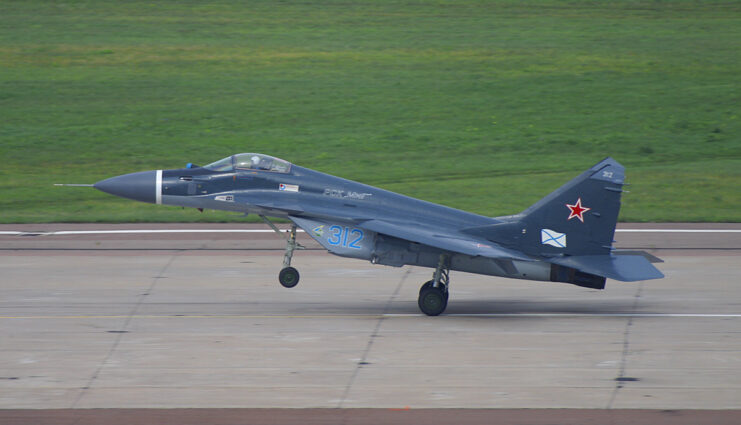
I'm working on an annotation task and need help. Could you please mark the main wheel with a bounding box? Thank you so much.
[278,267,300,288]
[418,284,448,316]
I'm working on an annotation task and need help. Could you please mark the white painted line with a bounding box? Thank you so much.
[1,229,305,236]
[51,230,304,235]
[616,229,741,233]
[52,230,285,234]
[384,313,741,318]
[155,169,162,205]
[3,313,740,320]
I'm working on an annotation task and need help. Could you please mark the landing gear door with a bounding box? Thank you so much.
[290,216,376,260]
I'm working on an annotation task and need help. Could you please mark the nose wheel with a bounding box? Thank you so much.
[260,215,304,288]
[279,266,300,288]
[418,254,450,316]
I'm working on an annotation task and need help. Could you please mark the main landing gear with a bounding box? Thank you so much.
[418,254,450,316]
[260,215,304,288]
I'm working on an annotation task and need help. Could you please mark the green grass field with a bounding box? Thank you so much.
[1,1,739,223]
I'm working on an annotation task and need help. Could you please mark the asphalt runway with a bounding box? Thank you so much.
[0,223,739,424]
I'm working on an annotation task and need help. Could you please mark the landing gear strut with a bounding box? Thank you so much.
[260,215,303,288]
[418,254,450,316]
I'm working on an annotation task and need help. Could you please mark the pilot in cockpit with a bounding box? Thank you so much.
[251,155,271,170]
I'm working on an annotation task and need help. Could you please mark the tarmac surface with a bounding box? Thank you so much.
[0,223,739,424]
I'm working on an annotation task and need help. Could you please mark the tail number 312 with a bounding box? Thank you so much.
[327,225,364,249]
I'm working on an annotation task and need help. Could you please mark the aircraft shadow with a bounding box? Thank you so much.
[387,298,657,316]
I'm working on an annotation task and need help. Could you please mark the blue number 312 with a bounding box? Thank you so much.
[327,225,364,249]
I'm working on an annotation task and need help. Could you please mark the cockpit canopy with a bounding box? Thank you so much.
[203,153,291,173]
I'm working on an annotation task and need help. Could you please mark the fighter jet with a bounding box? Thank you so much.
[91,153,663,315]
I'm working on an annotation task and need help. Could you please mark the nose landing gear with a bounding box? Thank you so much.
[279,224,300,288]
[260,215,304,288]
[418,254,450,316]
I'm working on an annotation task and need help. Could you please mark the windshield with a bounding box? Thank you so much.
[203,156,234,172]
[234,153,291,173]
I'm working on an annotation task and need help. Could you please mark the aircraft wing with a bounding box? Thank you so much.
[235,192,527,262]
[358,219,533,261]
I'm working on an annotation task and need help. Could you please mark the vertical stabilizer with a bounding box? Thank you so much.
[515,157,625,256]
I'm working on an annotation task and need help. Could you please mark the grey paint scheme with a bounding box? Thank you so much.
[95,170,158,204]
[93,154,663,290]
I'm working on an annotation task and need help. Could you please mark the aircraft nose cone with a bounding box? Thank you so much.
[94,170,159,204]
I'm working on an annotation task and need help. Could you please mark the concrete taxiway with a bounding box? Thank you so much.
[0,223,739,423]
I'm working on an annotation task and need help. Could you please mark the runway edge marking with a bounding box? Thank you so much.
[1,313,741,319]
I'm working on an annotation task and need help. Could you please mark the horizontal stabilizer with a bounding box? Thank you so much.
[612,249,664,263]
[548,254,664,282]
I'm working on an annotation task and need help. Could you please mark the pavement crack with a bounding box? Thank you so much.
[70,253,181,408]
[607,281,644,409]
[337,267,411,409]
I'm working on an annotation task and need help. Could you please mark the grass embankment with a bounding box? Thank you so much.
[1,1,739,223]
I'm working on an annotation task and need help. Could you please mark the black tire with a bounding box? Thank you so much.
[278,267,300,288]
[418,285,447,316]
[420,280,449,303]
[419,280,434,293]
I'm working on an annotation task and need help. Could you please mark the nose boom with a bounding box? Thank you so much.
[94,170,160,204]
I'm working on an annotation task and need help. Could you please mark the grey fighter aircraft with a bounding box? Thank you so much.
[91,154,663,316]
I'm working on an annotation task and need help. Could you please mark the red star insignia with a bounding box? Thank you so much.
[566,198,591,222]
